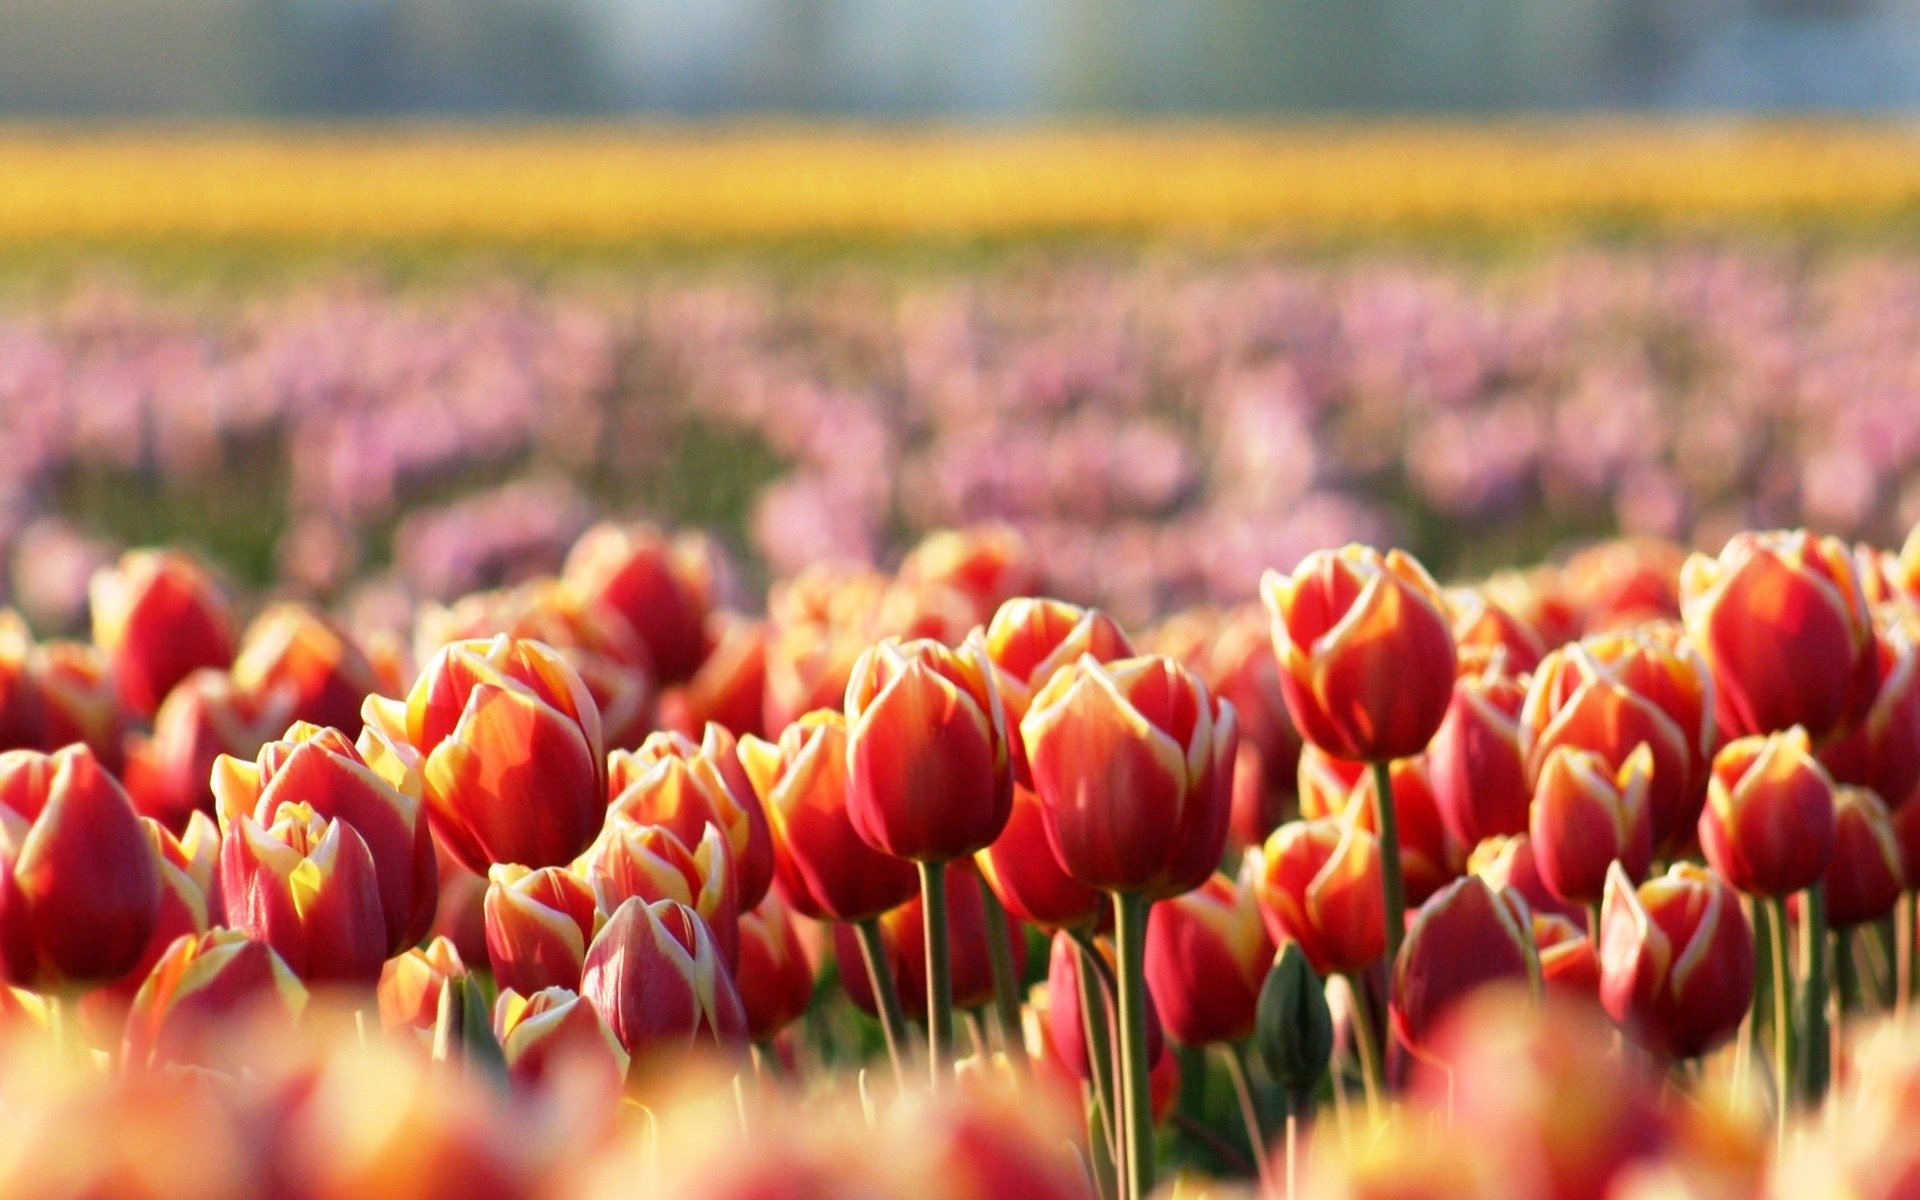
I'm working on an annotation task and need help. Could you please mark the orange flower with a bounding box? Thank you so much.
[1820,606,1920,812]
[1533,913,1600,998]
[563,522,713,686]
[579,896,746,1057]
[231,603,383,735]
[658,614,768,742]
[1251,818,1386,976]
[1298,747,1461,904]
[123,928,306,1071]
[1428,650,1532,848]
[1143,867,1272,1045]
[483,863,599,997]
[218,800,387,985]
[984,597,1135,782]
[90,549,237,718]
[975,782,1103,930]
[734,891,814,1042]
[123,669,291,834]
[494,985,628,1092]
[1530,743,1654,907]
[576,819,738,970]
[1698,727,1836,898]
[609,724,772,910]
[378,936,466,1032]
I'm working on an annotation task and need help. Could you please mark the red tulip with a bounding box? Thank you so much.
[1261,545,1457,762]
[30,641,129,770]
[378,936,466,1032]
[1448,588,1548,674]
[1681,530,1878,743]
[1533,914,1601,998]
[734,891,815,1042]
[122,928,306,1071]
[984,596,1135,783]
[738,710,917,924]
[1144,868,1272,1045]
[1563,537,1688,631]
[1429,651,1532,847]
[844,635,1012,863]
[1530,743,1654,907]
[494,985,629,1091]
[106,811,222,1002]
[1251,818,1386,977]
[219,801,387,986]
[580,896,746,1058]
[1391,876,1537,1059]
[1820,607,1920,811]
[1467,833,1582,924]
[834,864,1022,1021]
[1042,930,1163,1082]
[563,522,713,686]
[484,863,599,996]
[577,819,739,970]
[763,617,869,736]
[1298,746,1461,904]
[1825,785,1905,929]
[0,745,161,990]
[1598,861,1754,1059]
[897,525,1045,624]
[609,723,773,910]
[1699,727,1837,898]
[123,668,292,834]
[90,549,237,718]
[1023,654,1236,898]
[976,782,1104,930]
[231,603,383,735]
[658,614,768,741]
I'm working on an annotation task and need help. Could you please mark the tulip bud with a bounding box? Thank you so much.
[379,936,467,1032]
[1144,868,1273,1045]
[739,710,918,924]
[29,640,129,769]
[494,985,629,1092]
[1251,818,1386,977]
[563,522,712,686]
[1255,941,1335,1101]
[658,614,768,741]
[1533,913,1600,998]
[363,635,607,874]
[219,801,388,985]
[734,891,814,1042]
[1681,530,1878,742]
[1042,930,1162,1082]
[231,603,383,735]
[1562,536,1687,630]
[1820,608,1920,811]
[214,721,439,954]
[484,863,599,996]
[0,745,162,990]
[1467,833,1581,924]
[609,724,773,911]
[1530,743,1654,907]
[1390,876,1537,1060]
[124,669,292,833]
[123,928,306,1071]
[90,549,237,718]
[1448,588,1548,673]
[984,597,1135,784]
[1023,654,1236,898]
[1824,786,1906,929]
[579,819,739,970]
[763,615,868,736]
[1429,652,1532,847]
[105,811,221,1003]
[834,864,1022,1021]
[1698,727,1837,899]
[844,635,1013,863]
[1262,544,1457,762]
[898,525,1045,624]
[976,782,1103,930]
[580,896,746,1059]
[1299,745,1462,904]
[1599,861,1755,1059]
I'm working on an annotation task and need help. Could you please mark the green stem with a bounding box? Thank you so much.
[978,883,1028,1067]
[1368,759,1407,968]
[853,917,910,1088]
[1768,895,1793,1145]
[1222,1042,1273,1190]
[1587,900,1604,946]
[1113,891,1156,1200]
[919,860,953,1090]
[1901,893,1915,1019]
[1802,883,1831,1104]
[1341,972,1384,1120]
[1072,933,1121,1193]
[1835,927,1862,1017]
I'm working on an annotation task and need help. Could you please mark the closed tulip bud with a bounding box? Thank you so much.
[763,617,868,736]
[1821,609,1920,811]
[494,985,629,1091]
[1252,818,1386,977]
[1262,545,1457,762]
[1448,588,1548,674]
[1682,530,1878,743]
[564,522,712,686]
[1533,913,1601,998]
[123,928,306,1070]
[898,525,1045,623]
[219,801,388,986]
[734,891,814,1042]
[1468,833,1581,924]
[1530,744,1654,907]
[379,936,467,1032]
[658,614,768,742]
[90,549,237,718]
[31,640,129,770]
[1255,941,1335,1100]
[1824,786,1906,929]
[579,820,739,969]
[1520,629,1714,855]
[1144,868,1272,1045]
[740,710,918,923]
[1430,652,1533,847]
[580,896,746,1059]
[844,635,1013,863]
[124,668,293,834]
[214,721,439,954]
[1599,861,1755,1059]
[609,724,773,910]
[1299,746,1461,904]
[484,863,599,996]
[1562,536,1687,630]
[1699,727,1836,897]
[0,744,161,990]
[231,603,383,735]
[976,782,1104,930]
[835,864,1022,1021]
[1391,876,1538,1060]
[363,635,607,874]
[984,597,1136,783]
[1042,930,1162,1081]
[1023,654,1236,898]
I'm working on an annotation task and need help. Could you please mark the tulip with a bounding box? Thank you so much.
[89,549,237,718]
[1448,588,1548,673]
[1144,868,1273,1046]
[1255,941,1336,1105]
[1251,818,1386,977]
[1563,537,1688,630]
[833,864,1022,1021]
[1699,727,1837,898]
[213,721,439,954]
[219,801,388,985]
[1824,786,1905,929]
[103,812,222,1005]
[0,745,162,990]
[1820,607,1920,811]
[1519,629,1714,855]
[1533,913,1600,998]
[1598,861,1755,1059]
[1298,746,1461,904]
[577,819,739,969]
[657,614,768,741]
[123,668,292,833]
[579,896,746,1061]
[430,846,489,970]
[1041,930,1163,1084]
[363,635,607,874]
[122,928,306,1071]
[494,985,629,1092]
[231,603,383,734]
[30,640,129,770]
[1391,876,1537,1060]
[609,724,773,910]
[734,891,814,1042]
[1681,530,1878,743]
[984,596,1135,781]
[1530,743,1654,910]
[1429,651,1532,847]
[976,782,1104,930]
[1467,833,1582,924]
[379,936,467,1032]
[484,863,599,996]
[897,524,1045,624]
[762,617,868,736]
[563,522,712,686]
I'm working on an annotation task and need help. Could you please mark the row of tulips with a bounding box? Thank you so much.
[8,515,1920,1196]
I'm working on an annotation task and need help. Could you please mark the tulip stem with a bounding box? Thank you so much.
[853,917,911,1088]
[1768,895,1793,1145]
[1900,893,1915,1019]
[1072,932,1122,1191]
[1368,759,1407,968]
[978,884,1028,1067]
[1835,928,1862,1017]
[919,860,954,1090]
[1112,890,1157,1200]
[1341,972,1384,1121]
[1222,1042,1272,1189]
[1802,883,1831,1104]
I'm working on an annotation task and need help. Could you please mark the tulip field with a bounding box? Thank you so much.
[13,126,1920,1200]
